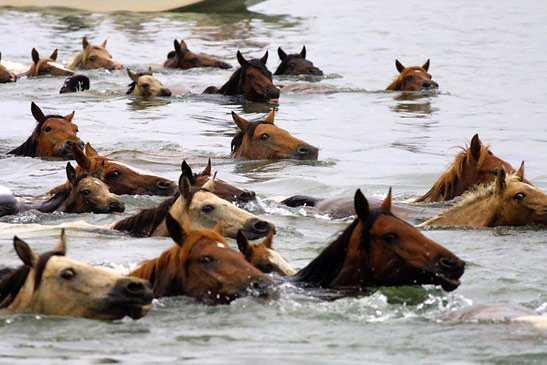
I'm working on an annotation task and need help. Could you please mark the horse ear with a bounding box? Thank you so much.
[300,45,307,59]
[85,142,99,157]
[31,48,40,64]
[174,39,182,56]
[202,171,217,192]
[64,111,75,122]
[422,59,430,71]
[277,47,287,61]
[470,133,482,161]
[53,229,67,255]
[82,37,90,49]
[50,49,58,61]
[146,67,153,75]
[180,160,194,182]
[178,174,192,199]
[166,212,185,246]
[213,219,223,235]
[395,59,405,73]
[260,51,268,65]
[179,40,188,50]
[515,161,525,181]
[94,160,105,179]
[72,143,90,170]
[13,236,39,268]
[354,189,370,221]
[237,51,248,67]
[101,39,107,48]
[236,230,251,257]
[0,52,2,62]
[264,109,275,123]
[495,165,507,193]
[263,228,274,249]
[381,187,392,211]
[30,102,45,122]
[66,162,76,186]
[232,111,250,132]
[200,159,212,177]
[127,68,138,82]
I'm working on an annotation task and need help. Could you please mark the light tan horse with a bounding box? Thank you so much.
[67,37,122,70]
[386,59,438,91]
[19,48,74,78]
[419,163,547,227]
[126,68,171,97]
[0,52,17,83]
[0,230,153,319]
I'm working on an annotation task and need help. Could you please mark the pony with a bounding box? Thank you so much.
[203,51,280,103]
[19,48,74,78]
[67,37,122,70]
[274,46,323,76]
[419,163,547,227]
[414,134,526,203]
[126,68,172,97]
[0,230,153,319]
[386,59,438,91]
[111,171,274,239]
[8,102,84,159]
[291,189,465,291]
[164,39,231,70]
[59,75,90,93]
[0,52,16,83]
[230,109,319,160]
[129,212,274,304]
[236,229,296,276]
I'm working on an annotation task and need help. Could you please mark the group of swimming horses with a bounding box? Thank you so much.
[1,36,546,322]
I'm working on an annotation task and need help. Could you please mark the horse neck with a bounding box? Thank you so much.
[415,153,470,203]
[425,192,499,227]
[39,187,71,213]
[66,52,83,69]
[218,68,243,95]
[2,267,35,311]
[386,75,403,90]
[57,191,78,213]
[8,134,38,157]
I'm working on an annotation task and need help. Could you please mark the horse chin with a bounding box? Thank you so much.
[433,272,461,292]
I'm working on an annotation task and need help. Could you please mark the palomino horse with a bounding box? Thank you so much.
[39,162,125,214]
[0,53,17,83]
[127,68,172,97]
[236,229,296,276]
[203,51,280,103]
[419,163,547,227]
[386,59,438,91]
[291,189,465,291]
[8,102,84,159]
[230,109,319,160]
[111,171,274,239]
[19,48,74,78]
[414,134,525,202]
[0,230,153,319]
[67,37,122,70]
[129,212,274,304]
[59,75,90,93]
[164,39,231,70]
[274,46,323,76]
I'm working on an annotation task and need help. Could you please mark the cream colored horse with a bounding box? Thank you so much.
[67,37,122,70]
[126,68,171,97]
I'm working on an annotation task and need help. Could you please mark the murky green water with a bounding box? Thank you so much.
[0,0,546,363]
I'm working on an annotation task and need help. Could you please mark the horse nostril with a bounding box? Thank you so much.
[109,200,125,212]
[422,82,431,88]
[161,89,172,97]
[253,220,270,233]
[66,140,72,146]
[157,180,174,189]
[238,190,256,202]
[298,146,311,155]
[439,257,455,269]
[126,281,145,295]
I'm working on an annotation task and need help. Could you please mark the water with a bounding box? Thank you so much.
[1,0,546,362]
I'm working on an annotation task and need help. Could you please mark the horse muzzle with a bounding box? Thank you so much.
[237,190,256,204]
[107,200,125,213]
[217,61,232,69]
[244,277,278,300]
[159,88,172,97]
[105,278,154,319]
[264,87,281,101]
[108,61,123,71]
[430,256,465,291]
[60,140,85,159]
[307,68,323,76]
[421,80,439,90]
[242,218,275,240]
[294,144,319,160]
[146,179,178,196]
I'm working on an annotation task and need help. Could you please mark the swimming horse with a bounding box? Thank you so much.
[0,52,16,83]
[0,230,153,319]
[67,37,122,70]
[386,59,438,91]
[274,46,323,76]
[60,75,90,93]
[164,39,231,69]
[126,68,172,97]
[18,48,74,78]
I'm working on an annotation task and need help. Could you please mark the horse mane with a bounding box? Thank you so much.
[386,66,426,91]
[8,114,68,157]
[67,52,83,69]
[274,54,302,75]
[231,120,274,152]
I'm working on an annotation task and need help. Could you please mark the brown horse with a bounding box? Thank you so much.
[8,102,84,159]
[236,229,296,276]
[414,134,526,203]
[230,109,319,160]
[0,52,17,83]
[291,189,465,291]
[19,48,74,77]
[419,163,547,227]
[164,39,231,70]
[129,212,274,304]
[67,37,122,70]
[203,51,280,103]
[386,59,438,91]
[0,230,153,319]
[127,68,171,97]
[274,46,323,76]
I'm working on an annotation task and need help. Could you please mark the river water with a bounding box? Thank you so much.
[0,0,546,363]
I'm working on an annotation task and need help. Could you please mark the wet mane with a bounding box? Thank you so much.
[387,66,426,91]
[274,54,303,75]
[231,120,274,152]
[8,115,68,157]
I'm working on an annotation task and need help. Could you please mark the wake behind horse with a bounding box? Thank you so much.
[67,37,122,70]
[164,39,231,70]
[386,59,438,91]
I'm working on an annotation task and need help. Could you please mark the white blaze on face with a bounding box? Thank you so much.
[266,248,296,275]
[217,242,225,248]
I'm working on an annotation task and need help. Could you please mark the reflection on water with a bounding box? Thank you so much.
[127,97,172,110]
[390,92,437,117]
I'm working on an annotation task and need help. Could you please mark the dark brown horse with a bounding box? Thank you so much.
[203,51,280,103]
[386,59,438,91]
[230,109,319,160]
[291,189,465,291]
[129,212,274,304]
[19,48,74,78]
[8,102,84,159]
[67,37,122,70]
[274,46,323,76]
[164,39,231,70]
[0,53,16,83]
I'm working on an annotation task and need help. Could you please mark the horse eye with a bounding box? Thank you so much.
[404,75,413,81]
[60,268,76,280]
[259,133,269,141]
[489,170,498,176]
[44,126,52,133]
[514,192,526,201]
[199,255,214,265]
[107,170,121,179]
[258,264,274,273]
[44,67,52,72]
[89,56,97,61]
[247,74,255,80]
[80,189,91,196]
[289,63,295,68]
[141,83,150,88]
[382,233,398,243]
[201,205,215,213]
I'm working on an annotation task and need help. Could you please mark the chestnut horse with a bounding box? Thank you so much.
[274,46,323,76]
[19,48,74,78]
[0,53,16,83]
[203,51,280,103]
[291,189,465,291]
[236,229,296,276]
[231,109,319,160]
[164,39,231,70]
[127,68,171,97]
[8,102,84,159]
[129,212,274,304]
[67,37,122,70]
[386,59,438,91]
[0,230,153,319]
[419,163,547,227]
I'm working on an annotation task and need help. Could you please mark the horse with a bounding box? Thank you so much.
[19,48,74,78]
[386,59,438,91]
[0,230,153,319]
[164,39,231,70]
[290,189,465,291]
[236,229,296,276]
[8,102,84,159]
[419,162,547,227]
[67,37,122,70]
[111,171,274,239]
[274,46,323,76]
[127,68,172,97]
[0,52,16,83]
[59,75,90,93]
[203,51,280,103]
[0,185,18,218]
[129,212,274,304]
[230,109,319,160]
[414,134,526,203]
